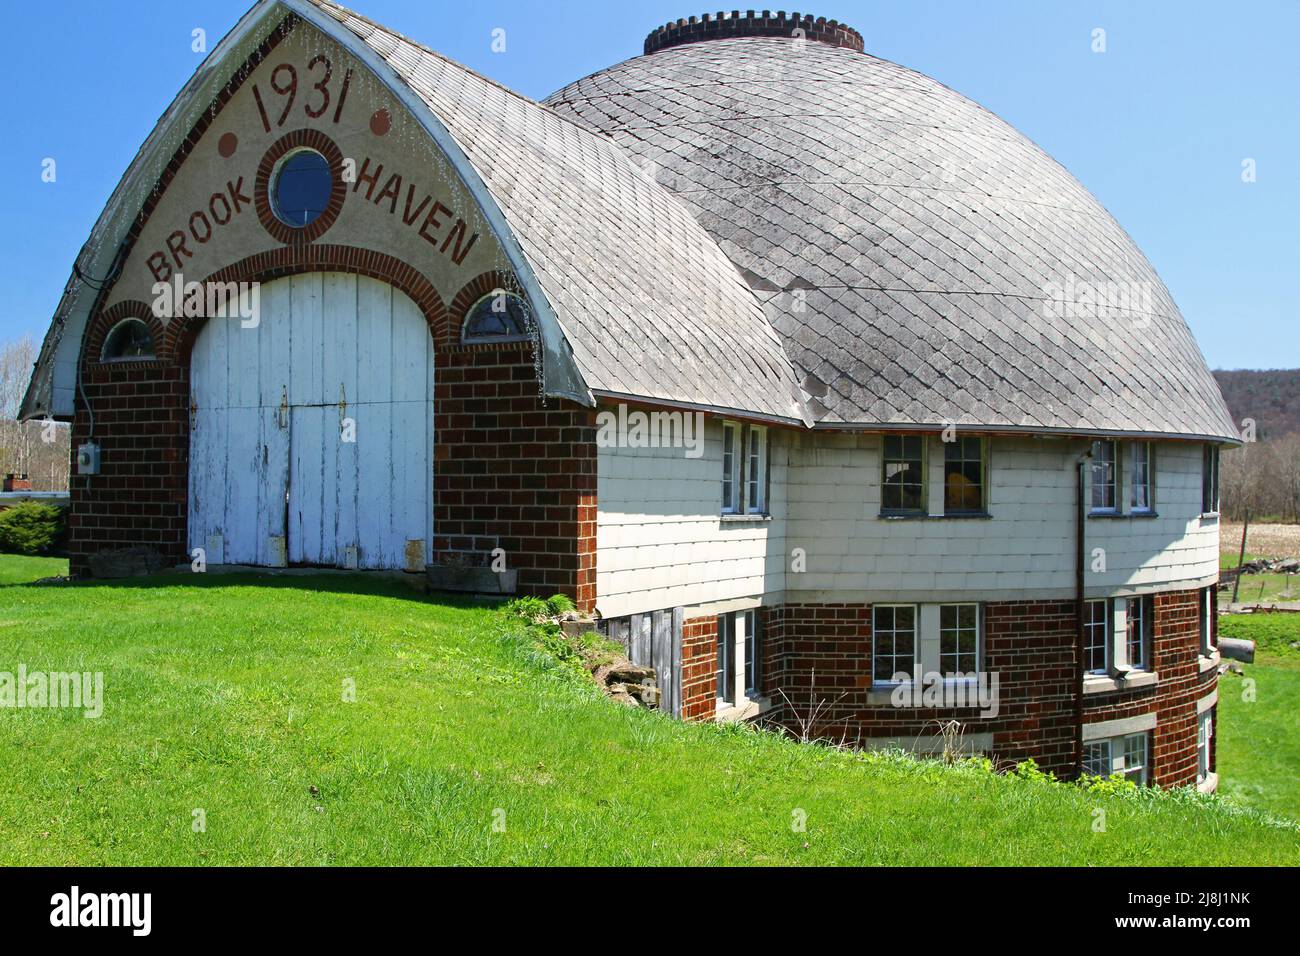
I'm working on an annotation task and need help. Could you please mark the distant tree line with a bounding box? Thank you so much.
[0,336,70,492]
[1221,434,1300,523]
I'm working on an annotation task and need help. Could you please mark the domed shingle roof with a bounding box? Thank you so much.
[545,23,1237,440]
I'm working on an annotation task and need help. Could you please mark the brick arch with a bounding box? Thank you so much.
[166,244,450,365]
[449,269,526,337]
[84,300,169,366]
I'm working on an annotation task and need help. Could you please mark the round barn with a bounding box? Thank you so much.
[22,1,1237,786]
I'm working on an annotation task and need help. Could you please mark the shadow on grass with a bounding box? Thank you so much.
[6,567,506,610]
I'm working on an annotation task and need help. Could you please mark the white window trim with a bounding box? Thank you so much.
[1084,731,1150,784]
[871,603,920,686]
[721,422,740,515]
[1089,440,1120,514]
[1084,599,1110,675]
[717,609,769,720]
[1130,441,1154,513]
[937,602,982,677]
[745,425,768,515]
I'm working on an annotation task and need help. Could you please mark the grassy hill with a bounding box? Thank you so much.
[0,566,1295,866]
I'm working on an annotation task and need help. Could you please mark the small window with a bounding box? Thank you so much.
[939,603,980,675]
[1198,586,1215,656]
[721,423,740,514]
[720,422,769,516]
[1125,595,1153,671]
[872,604,917,683]
[1090,440,1118,512]
[100,318,155,361]
[882,435,925,513]
[746,426,768,514]
[943,437,985,513]
[744,609,760,697]
[1197,709,1214,784]
[462,291,531,343]
[1202,445,1220,515]
[1083,740,1111,778]
[1084,599,1109,675]
[271,148,333,227]
[716,613,736,704]
[1121,733,1149,785]
[1130,441,1153,512]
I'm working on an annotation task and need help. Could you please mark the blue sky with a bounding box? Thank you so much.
[0,0,1295,370]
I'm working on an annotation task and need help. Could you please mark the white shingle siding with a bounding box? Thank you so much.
[597,429,1217,613]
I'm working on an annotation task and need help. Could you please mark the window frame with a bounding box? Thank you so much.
[1090,440,1119,513]
[1130,441,1154,513]
[721,422,741,515]
[1197,710,1214,784]
[720,421,770,517]
[871,604,918,684]
[745,425,769,515]
[942,436,986,514]
[881,435,927,515]
[269,147,334,228]
[1125,595,1153,671]
[716,613,736,705]
[1202,445,1220,515]
[938,602,981,676]
[1198,586,1216,656]
[99,317,157,363]
[1121,732,1149,785]
[461,290,532,345]
[1084,732,1150,784]
[1084,598,1110,675]
[743,609,760,697]
[1083,740,1111,778]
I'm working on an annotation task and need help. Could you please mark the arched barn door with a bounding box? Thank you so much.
[188,273,435,571]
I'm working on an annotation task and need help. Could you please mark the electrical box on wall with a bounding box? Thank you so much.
[76,442,101,475]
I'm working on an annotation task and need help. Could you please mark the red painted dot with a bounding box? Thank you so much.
[369,109,391,136]
[217,132,238,158]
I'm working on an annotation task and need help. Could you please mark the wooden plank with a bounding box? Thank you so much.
[322,273,357,566]
[670,607,683,717]
[390,289,430,568]
[355,278,393,568]
[629,613,647,665]
[258,278,291,567]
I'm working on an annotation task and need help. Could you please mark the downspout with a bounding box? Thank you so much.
[1074,445,1093,778]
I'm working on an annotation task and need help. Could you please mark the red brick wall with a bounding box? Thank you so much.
[68,347,188,577]
[1081,588,1217,787]
[66,255,596,607]
[433,341,595,608]
[680,615,718,721]
[759,591,1215,786]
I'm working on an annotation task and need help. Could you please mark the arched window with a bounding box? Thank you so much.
[101,318,156,361]
[461,291,531,343]
[271,149,333,228]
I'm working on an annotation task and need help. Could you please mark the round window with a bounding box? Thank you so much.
[271,149,333,228]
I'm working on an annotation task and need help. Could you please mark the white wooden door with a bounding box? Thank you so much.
[189,273,434,570]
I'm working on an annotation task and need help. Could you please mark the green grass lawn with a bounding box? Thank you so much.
[0,554,67,586]
[0,560,1296,866]
[1217,613,1300,821]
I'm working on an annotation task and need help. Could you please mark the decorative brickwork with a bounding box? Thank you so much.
[1081,589,1217,787]
[680,615,718,721]
[433,340,596,608]
[69,243,596,607]
[644,11,865,55]
[253,128,349,244]
[759,590,1214,785]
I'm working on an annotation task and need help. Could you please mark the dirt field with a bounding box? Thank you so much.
[1220,522,1300,561]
